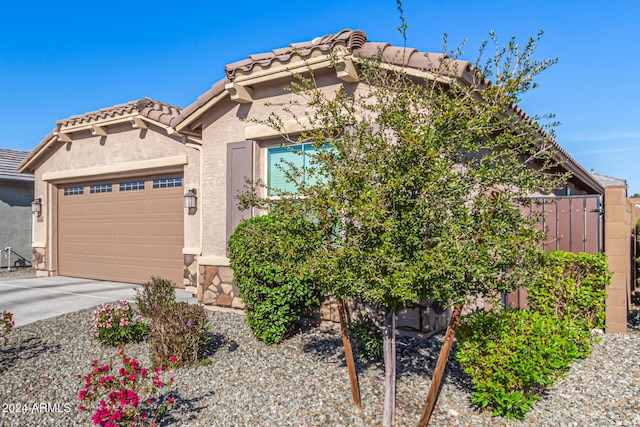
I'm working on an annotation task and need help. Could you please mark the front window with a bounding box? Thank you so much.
[267,143,330,196]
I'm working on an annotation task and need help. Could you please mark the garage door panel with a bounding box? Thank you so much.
[148,221,181,237]
[59,223,87,238]
[86,222,115,237]
[116,222,148,238]
[147,244,180,259]
[118,199,149,216]
[58,176,184,285]
[59,203,87,218]
[86,200,115,216]
[59,242,87,258]
[86,242,116,257]
[117,242,148,258]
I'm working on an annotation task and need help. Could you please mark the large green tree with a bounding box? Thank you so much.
[239,30,566,426]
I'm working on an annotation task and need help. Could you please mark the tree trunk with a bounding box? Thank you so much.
[417,303,464,427]
[336,298,362,414]
[382,307,396,427]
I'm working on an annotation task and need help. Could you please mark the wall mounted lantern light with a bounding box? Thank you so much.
[31,198,42,216]
[184,189,197,209]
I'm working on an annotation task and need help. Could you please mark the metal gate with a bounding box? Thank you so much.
[507,194,604,308]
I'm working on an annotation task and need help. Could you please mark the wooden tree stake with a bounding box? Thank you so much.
[337,298,362,414]
[417,303,464,427]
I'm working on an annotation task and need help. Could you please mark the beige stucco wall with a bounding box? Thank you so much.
[30,122,201,275]
[603,185,640,333]
[199,71,349,259]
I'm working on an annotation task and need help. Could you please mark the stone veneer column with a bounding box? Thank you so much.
[197,264,244,309]
[183,254,197,288]
[603,185,633,333]
[32,247,46,270]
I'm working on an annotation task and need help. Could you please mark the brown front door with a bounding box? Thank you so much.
[57,175,184,285]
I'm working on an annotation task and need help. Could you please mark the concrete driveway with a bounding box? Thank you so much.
[0,275,197,327]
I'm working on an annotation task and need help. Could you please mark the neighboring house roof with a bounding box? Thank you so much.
[0,148,33,183]
[591,171,627,187]
[19,98,185,173]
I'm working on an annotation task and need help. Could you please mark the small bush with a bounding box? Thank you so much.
[1,311,14,344]
[135,277,177,319]
[147,302,209,369]
[456,309,592,420]
[135,277,210,368]
[92,301,149,347]
[228,213,323,345]
[527,251,610,330]
[348,314,383,362]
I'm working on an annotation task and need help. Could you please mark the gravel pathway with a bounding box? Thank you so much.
[1,302,639,427]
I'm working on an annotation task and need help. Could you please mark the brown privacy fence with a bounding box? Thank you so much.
[526,195,603,254]
[507,195,604,310]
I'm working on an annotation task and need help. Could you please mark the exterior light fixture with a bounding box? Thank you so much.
[184,189,197,209]
[31,198,42,216]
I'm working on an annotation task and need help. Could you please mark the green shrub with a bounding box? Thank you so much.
[92,301,149,347]
[135,277,209,368]
[348,314,383,362]
[527,251,610,329]
[228,213,322,345]
[456,309,591,420]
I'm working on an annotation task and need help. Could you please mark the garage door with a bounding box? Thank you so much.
[57,175,184,285]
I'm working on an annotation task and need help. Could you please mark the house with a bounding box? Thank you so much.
[0,148,34,269]
[18,29,609,320]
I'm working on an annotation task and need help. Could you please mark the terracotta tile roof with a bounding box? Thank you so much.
[0,148,33,182]
[19,98,183,173]
[173,78,229,130]
[57,98,182,128]
[225,29,367,80]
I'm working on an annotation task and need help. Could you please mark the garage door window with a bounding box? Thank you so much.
[64,186,84,196]
[90,184,112,194]
[153,177,182,189]
[120,181,145,191]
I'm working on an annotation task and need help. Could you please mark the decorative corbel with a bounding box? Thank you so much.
[131,117,148,130]
[91,125,108,136]
[336,57,359,83]
[225,82,254,104]
[54,131,73,143]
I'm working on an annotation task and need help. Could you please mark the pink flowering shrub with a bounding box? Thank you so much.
[78,347,176,426]
[1,311,15,344]
[93,301,149,347]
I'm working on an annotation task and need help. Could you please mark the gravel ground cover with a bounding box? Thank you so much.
[1,300,639,427]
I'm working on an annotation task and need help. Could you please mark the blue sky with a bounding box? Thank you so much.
[2,1,638,193]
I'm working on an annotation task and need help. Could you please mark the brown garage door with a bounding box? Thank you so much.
[58,175,184,285]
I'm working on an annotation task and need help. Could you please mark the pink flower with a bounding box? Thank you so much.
[169,356,177,363]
